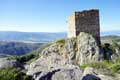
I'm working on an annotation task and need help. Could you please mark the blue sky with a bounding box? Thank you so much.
[0,0,120,32]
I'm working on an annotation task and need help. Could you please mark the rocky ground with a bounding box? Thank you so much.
[0,32,120,80]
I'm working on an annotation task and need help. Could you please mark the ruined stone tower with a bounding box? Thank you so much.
[67,9,100,45]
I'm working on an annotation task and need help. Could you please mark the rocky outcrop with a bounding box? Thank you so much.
[26,42,83,80]
[26,32,120,80]
[52,67,82,80]
[41,43,66,57]
[76,32,100,65]
[27,57,119,80]
[27,51,83,80]
[41,32,101,66]
[27,53,67,76]
[0,58,24,69]
[26,32,102,80]
[111,46,120,62]
[34,65,83,80]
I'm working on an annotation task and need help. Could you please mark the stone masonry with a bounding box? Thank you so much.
[67,9,100,45]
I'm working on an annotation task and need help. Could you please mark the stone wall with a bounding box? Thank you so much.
[67,13,76,38]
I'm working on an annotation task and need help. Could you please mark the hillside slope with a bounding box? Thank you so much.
[101,35,120,44]
[0,41,42,56]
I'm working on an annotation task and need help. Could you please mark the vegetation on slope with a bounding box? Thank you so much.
[0,67,33,80]
[6,42,52,64]
[80,60,120,74]
[101,35,120,44]
[0,41,42,55]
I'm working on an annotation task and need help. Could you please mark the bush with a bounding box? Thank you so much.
[80,64,89,69]
[7,53,38,64]
[56,39,65,45]
[26,55,40,64]
[0,67,33,80]
[110,63,120,73]
[15,53,37,63]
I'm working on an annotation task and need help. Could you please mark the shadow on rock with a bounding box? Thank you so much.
[39,69,60,80]
[82,74,101,80]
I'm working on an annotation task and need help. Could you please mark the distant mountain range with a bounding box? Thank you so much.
[0,31,66,56]
[0,31,119,56]
[100,31,120,36]
[0,31,119,43]
[0,31,66,43]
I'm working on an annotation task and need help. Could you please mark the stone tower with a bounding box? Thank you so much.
[67,9,100,45]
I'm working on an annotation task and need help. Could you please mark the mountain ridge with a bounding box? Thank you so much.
[0,31,66,43]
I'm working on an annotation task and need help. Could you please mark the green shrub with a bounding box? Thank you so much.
[26,55,40,64]
[80,64,89,69]
[0,67,33,80]
[116,59,120,63]
[56,39,65,45]
[15,53,37,63]
[110,63,120,73]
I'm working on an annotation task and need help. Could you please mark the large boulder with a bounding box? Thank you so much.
[111,46,120,62]
[28,62,82,80]
[27,43,83,80]
[27,52,83,80]
[41,43,66,57]
[76,32,100,65]
[27,53,67,76]
[34,64,82,80]
[52,66,82,80]
[41,43,61,57]
[0,58,24,69]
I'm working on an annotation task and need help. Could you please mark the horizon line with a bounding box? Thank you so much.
[0,30,120,33]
